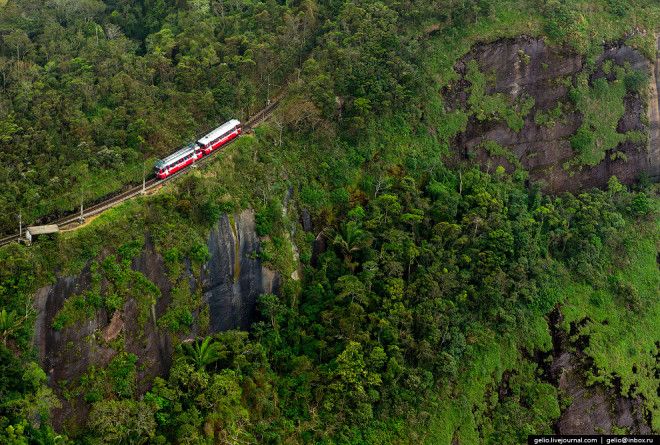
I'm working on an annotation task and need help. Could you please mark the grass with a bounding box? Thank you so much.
[480,140,522,170]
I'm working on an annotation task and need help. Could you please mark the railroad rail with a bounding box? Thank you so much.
[1,99,281,247]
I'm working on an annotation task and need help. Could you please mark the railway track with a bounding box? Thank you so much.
[1,99,281,247]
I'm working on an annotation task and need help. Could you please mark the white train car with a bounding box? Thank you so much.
[197,119,242,155]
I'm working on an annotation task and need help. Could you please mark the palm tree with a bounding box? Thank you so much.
[0,308,18,345]
[333,221,372,272]
[183,337,224,370]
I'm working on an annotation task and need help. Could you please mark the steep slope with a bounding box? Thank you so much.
[203,210,280,332]
[648,35,660,180]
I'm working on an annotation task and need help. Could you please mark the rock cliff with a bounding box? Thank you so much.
[32,209,278,429]
[447,36,659,191]
[202,210,279,332]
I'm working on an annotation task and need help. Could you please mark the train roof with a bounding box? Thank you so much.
[197,119,240,146]
[155,142,198,169]
[27,225,59,235]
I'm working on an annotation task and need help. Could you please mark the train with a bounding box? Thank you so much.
[154,119,242,179]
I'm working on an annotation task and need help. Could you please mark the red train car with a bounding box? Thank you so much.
[154,119,241,179]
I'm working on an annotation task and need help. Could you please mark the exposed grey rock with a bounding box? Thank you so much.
[301,208,312,232]
[33,269,115,431]
[127,238,173,393]
[202,209,279,332]
[34,272,114,384]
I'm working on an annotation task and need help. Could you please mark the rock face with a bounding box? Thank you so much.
[548,311,652,434]
[449,36,659,192]
[33,239,174,431]
[34,272,113,389]
[32,210,278,430]
[33,272,112,432]
[551,352,651,434]
[202,210,279,331]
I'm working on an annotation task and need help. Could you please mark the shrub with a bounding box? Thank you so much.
[570,126,594,153]
[188,242,210,264]
[606,0,629,17]
[108,352,138,399]
[255,200,282,237]
[623,69,649,94]
[629,193,652,217]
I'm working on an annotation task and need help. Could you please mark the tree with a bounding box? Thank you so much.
[183,337,225,370]
[324,341,382,425]
[3,30,31,60]
[199,370,252,444]
[0,308,19,345]
[332,220,372,271]
[87,400,156,444]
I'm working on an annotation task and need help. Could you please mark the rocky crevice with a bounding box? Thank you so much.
[201,209,280,332]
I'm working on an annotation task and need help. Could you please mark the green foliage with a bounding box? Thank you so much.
[465,60,534,132]
[0,346,63,443]
[255,200,283,237]
[568,62,648,167]
[87,400,156,444]
[542,0,588,51]
[534,102,568,127]
[107,353,138,399]
[144,331,266,444]
[487,363,560,443]
[188,242,210,265]
[606,0,630,17]
[0,0,317,232]
[159,306,194,334]
[1,0,659,443]
[52,255,160,330]
[624,69,650,94]
[480,140,522,170]
[558,232,660,430]
[182,337,225,371]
